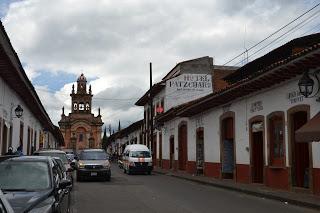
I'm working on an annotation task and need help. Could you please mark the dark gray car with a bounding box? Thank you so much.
[0,156,71,213]
[76,149,111,181]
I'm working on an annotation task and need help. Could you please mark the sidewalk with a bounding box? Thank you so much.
[153,167,320,210]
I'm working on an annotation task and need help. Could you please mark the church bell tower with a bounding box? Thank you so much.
[70,73,93,114]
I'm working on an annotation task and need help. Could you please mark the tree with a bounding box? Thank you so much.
[118,120,121,132]
[102,126,108,151]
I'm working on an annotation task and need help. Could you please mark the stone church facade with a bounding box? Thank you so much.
[58,74,103,152]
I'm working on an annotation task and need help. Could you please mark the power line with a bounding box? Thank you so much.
[233,8,320,66]
[223,2,320,66]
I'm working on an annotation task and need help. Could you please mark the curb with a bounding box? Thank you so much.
[153,170,320,210]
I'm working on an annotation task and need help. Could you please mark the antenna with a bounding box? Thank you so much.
[243,25,248,65]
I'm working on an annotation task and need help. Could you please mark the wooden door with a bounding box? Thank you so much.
[152,135,157,166]
[178,125,187,170]
[252,131,264,183]
[292,111,309,188]
[170,136,174,169]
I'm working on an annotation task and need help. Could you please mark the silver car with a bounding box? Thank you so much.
[76,149,111,181]
[0,189,14,213]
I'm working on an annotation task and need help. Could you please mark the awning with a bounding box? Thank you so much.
[295,112,320,143]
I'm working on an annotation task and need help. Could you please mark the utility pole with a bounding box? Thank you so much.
[149,62,153,151]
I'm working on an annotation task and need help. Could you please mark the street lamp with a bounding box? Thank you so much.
[298,70,320,99]
[14,105,23,118]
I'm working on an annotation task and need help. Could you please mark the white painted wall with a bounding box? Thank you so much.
[187,76,320,168]
[0,76,50,155]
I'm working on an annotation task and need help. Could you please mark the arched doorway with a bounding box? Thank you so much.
[220,112,235,179]
[249,116,265,184]
[169,136,175,169]
[288,105,312,189]
[178,122,188,170]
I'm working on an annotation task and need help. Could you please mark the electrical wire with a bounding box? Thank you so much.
[233,9,320,66]
[223,2,320,66]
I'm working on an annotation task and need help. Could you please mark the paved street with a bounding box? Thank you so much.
[71,164,317,213]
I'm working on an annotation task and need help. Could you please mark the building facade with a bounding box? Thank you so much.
[156,33,320,195]
[110,33,320,196]
[58,74,103,152]
[0,21,63,155]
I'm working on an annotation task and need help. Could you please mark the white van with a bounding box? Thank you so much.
[122,144,153,175]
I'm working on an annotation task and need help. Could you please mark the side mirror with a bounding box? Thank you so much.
[59,179,72,190]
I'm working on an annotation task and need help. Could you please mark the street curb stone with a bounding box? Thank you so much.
[153,170,320,210]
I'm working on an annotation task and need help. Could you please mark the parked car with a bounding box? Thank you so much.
[122,144,153,175]
[33,149,74,184]
[0,155,18,163]
[0,189,14,213]
[0,156,71,213]
[52,157,73,189]
[76,149,111,181]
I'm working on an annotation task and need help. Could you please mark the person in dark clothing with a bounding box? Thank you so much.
[5,146,14,155]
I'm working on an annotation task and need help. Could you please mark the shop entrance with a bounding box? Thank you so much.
[169,136,175,169]
[250,120,264,183]
[196,128,204,175]
[291,111,310,188]
[178,124,188,170]
[221,116,235,179]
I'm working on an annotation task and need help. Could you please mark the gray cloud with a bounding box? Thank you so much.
[2,0,317,127]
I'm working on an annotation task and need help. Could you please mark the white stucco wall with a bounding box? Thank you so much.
[0,77,48,155]
[187,76,320,168]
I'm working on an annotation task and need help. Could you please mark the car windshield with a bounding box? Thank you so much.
[37,152,68,164]
[130,151,151,158]
[0,161,51,191]
[80,151,107,160]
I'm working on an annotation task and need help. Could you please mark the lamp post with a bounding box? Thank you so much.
[298,70,320,100]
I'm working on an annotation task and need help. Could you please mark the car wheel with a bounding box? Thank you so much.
[127,169,131,175]
[105,175,111,181]
[147,171,151,175]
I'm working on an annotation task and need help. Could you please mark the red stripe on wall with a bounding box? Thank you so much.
[204,162,220,178]
[313,168,320,195]
[186,161,197,174]
[266,167,289,190]
[236,164,250,183]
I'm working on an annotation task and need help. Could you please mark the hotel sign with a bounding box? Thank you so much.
[287,90,304,104]
[166,74,212,92]
[165,73,213,109]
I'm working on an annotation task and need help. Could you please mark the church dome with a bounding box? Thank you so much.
[78,73,86,81]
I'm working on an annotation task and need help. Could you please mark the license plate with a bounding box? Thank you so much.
[91,172,97,176]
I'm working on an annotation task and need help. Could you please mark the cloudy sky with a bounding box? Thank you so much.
[1,0,319,132]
